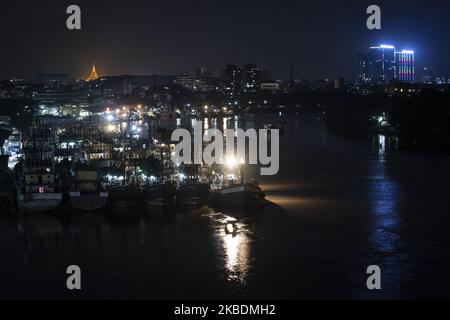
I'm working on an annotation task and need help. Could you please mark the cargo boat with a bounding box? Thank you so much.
[69,168,108,211]
[16,128,62,212]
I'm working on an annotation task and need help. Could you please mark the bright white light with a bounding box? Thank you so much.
[106,114,114,121]
[226,156,237,169]
[380,44,395,49]
[401,50,414,54]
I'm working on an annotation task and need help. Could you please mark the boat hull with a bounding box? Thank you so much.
[143,184,176,207]
[176,184,211,207]
[17,193,62,212]
[107,185,141,209]
[69,192,109,211]
[213,185,265,210]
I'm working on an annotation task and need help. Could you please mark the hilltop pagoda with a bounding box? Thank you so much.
[86,63,99,81]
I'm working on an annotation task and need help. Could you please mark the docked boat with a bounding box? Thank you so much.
[213,181,265,210]
[142,183,176,207]
[176,183,211,207]
[16,129,62,212]
[69,168,108,211]
[107,184,141,209]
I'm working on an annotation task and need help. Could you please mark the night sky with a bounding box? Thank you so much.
[1,0,450,80]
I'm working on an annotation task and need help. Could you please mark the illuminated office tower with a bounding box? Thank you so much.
[395,50,415,82]
[369,44,396,83]
[358,44,396,84]
[358,44,416,84]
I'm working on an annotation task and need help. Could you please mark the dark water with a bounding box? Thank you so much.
[1,113,450,299]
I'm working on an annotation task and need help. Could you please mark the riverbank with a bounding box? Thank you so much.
[324,90,450,153]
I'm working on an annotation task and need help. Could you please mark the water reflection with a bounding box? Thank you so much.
[206,212,252,284]
[372,134,400,155]
[18,214,64,261]
[365,146,412,298]
[378,135,386,154]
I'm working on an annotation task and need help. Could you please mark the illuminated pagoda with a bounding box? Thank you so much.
[86,63,99,81]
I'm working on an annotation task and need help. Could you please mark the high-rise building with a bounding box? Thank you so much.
[358,44,415,84]
[221,64,241,97]
[423,67,436,84]
[395,50,415,82]
[357,52,377,83]
[363,44,396,83]
[242,64,261,93]
[174,71,211,92]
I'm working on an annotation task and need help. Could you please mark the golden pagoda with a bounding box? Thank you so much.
[86,63,99,81]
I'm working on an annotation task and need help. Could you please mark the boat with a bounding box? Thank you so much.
[16,128,62,212]
[213,181,265,210]
[107,184,141,209]
[176,183,211,207]
[69,167,108,211]
[142,182,176,207]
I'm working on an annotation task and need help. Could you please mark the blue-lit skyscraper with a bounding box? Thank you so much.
[358,44,416,84]
[395,50,415,82]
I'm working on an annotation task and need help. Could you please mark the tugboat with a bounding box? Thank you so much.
[69,167,108,211]
[16,128,62,212]
[211,159,265,210]
[213,180,265,210]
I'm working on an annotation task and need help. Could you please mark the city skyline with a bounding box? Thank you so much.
[1,0,450,80]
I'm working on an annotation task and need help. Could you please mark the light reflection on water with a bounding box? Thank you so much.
[205,212,252,285]
[2,115,450,299]
[362,137,413,298]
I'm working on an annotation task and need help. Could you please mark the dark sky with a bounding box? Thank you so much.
[1,0,450,80]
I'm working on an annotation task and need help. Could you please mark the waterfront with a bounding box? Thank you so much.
[1,113,450,299]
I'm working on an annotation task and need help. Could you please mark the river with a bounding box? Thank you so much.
[1,113,449,299]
